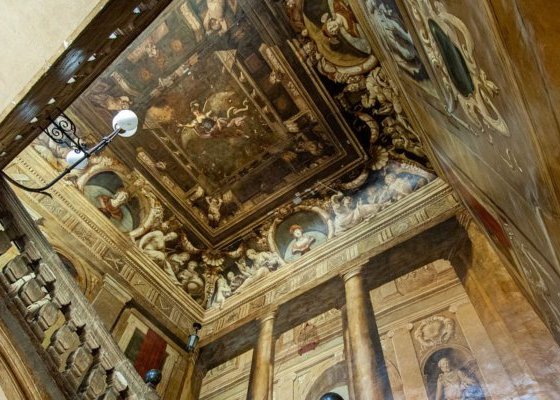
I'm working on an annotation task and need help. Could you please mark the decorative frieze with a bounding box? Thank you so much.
[202,179,459,340]
[5,152,204,340]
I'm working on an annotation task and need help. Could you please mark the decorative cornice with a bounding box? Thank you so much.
[8,147,461,343]
[7,149,204,340]
[200,178,460,343]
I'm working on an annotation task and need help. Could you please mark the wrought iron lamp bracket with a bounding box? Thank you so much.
[1,109,137,195]
[43,109,85,152]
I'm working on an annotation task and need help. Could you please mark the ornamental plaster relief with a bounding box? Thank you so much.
[413,315,455,352]
[203,180,459,339]
[5,151,203,341]
[406,0,509,138]
[6,143,459,343]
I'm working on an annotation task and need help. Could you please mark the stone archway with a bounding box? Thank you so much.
[55,249,89,295]
[304,360,349,400]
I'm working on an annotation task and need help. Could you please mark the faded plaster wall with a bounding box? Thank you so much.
[0,0,108,120]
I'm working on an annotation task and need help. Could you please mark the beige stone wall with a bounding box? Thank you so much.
[451,222,560,397]
[0,0,107,120]
[199,257,560,400]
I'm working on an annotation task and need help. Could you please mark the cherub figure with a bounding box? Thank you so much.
[138,230,181,285]
[234,257,271,293]
[321,1,360,41]
[320,0,371,54]
[246,248,283,270]
[206,196,223,226]
[203,0,228,35]
[177,261,205,303]
[168,252,190,274]
[226,270,245,292]
[212,274,232,308]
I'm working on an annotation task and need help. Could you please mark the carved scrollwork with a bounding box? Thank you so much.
[414,315,455,350]
[407,0,509,138]
[285,0,430,170]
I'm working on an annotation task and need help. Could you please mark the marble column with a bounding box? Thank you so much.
[91,275,131,331]
[342,266,390,400]
[341,305,357,400]
[247,311,276,400]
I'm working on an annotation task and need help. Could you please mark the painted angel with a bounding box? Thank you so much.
[331,191,363,234]
[178,94,249,142]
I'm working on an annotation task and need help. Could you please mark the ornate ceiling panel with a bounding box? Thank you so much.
[22,0,435,309]
[67,0,370,248]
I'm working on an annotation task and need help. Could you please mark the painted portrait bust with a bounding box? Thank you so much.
[287,224,316,258]
[435,357,484,400]
[83,172,141,233]
[424,347,485,400]
[274,210,329,262]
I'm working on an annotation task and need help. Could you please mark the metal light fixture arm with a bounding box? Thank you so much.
[0,110,138,195]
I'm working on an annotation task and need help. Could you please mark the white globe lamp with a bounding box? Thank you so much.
[65,150,88,169]
[113,110,138,137]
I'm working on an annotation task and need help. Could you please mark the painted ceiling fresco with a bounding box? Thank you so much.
[67,0,369,248]
[31,0,434,308]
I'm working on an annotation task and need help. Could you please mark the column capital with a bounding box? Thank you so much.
[259,309,277,324]
[340,265,364,282]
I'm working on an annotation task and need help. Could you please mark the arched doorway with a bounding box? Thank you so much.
[304,361,349,400]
